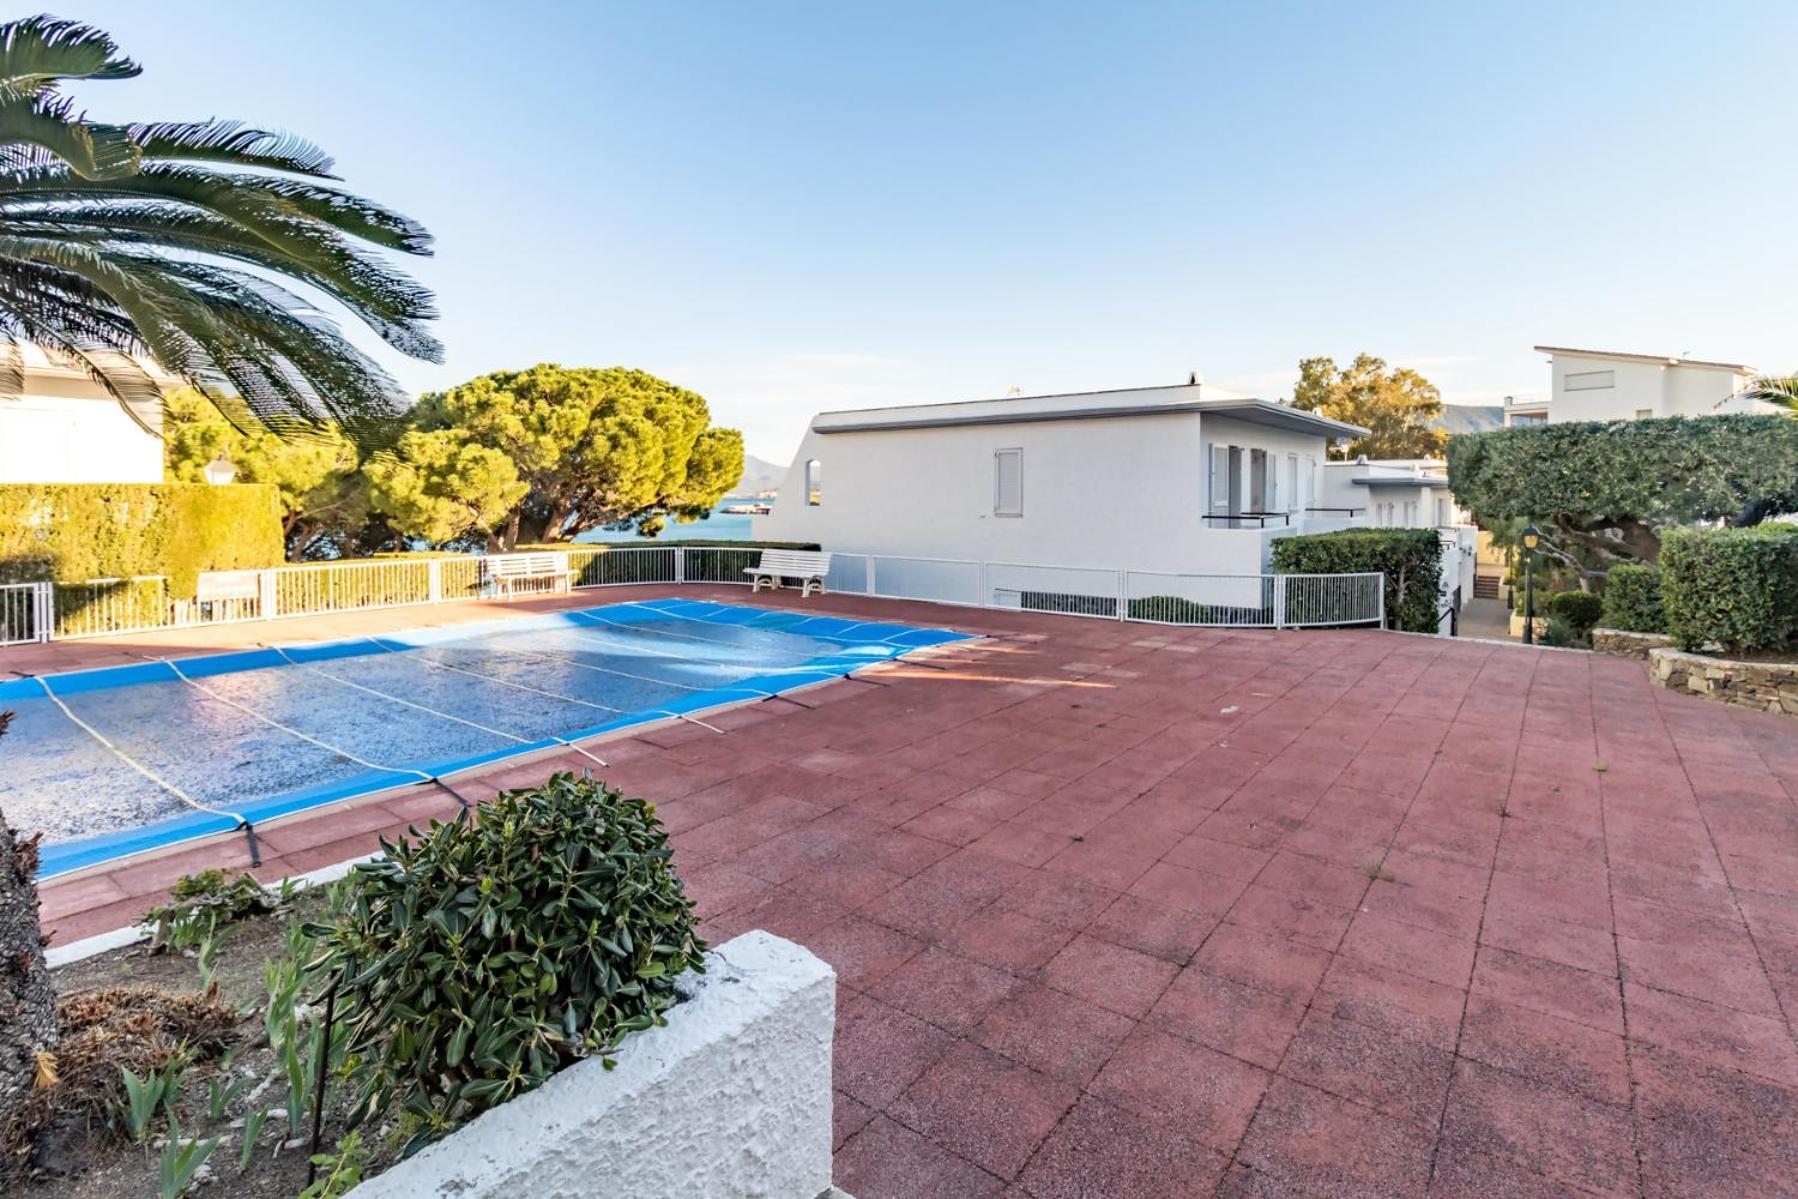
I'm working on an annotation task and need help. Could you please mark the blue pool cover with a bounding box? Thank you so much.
[0,598,970,879]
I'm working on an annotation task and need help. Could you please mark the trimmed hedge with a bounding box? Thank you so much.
[1447,414,1798,531]
[1600,564,1664,633]
[0,483,283,599]
[1270,527,1442,632]
[1547,590,1603,632]
[1660,525,1798,655]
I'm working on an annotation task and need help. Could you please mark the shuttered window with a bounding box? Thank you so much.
[994,448,1023,515]
[1208,444,1231,513]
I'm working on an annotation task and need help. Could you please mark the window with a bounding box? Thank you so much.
[993,448,1023,516]
[805,458,821,506]
[1435,496,1451,526]
[1303,456,1317,508]
[1208,444,1231,514]
[1565,370,1615,392]
[1287,454,1299,513]
[1634,408,1653,420]
[1402,500,1417,526]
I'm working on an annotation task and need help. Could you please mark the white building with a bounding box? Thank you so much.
[753,382,1367,575]
[1320,457,1466,530]
[0,344,164,483]
[1506,346,1769,425]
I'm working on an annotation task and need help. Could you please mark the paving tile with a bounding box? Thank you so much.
[834,1089,876,1150]
[1017,1095,1229,1199]
[1254,850,1371,909]
[1149,966,1307,1069]
[1438,1057,1638,1197]
[1277,1008,1455,1130]
[941,905,1077,976]
[872,945,1021,1033]
[1471,944,1622,1034]
[1236,1076,1435,1197]
[1458,992,1630,1106]
[974,982,1134,1087]
[835,1115,1006,1199]
[1225,883,1355,952]
[1085,894,1218,963]
[1163,833,1273,881]
[1630,1042,1798,1170]
[1042,933,1179,1017]
[804,914,928,991]
[1624,981,1798,1085]
[1089,1026,1271,1154]
[1193,921,1333,1003]
[888,1041,1078,1180]
[1479,904,1617,976]
[1338,909,1477,990]
[834,994,957,1109]
[1312,954,1465,1051]
[995,872,1118,931]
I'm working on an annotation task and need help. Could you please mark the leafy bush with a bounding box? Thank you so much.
[1546,590,1603,632]
[1600,564,1664,633]
[0,483,282,598]
[1660,525,1798,655]
[308,773,705,1151]
[143,870,294,951]
[1539,615,1578,648]
[1448,415,1798,531]
[1270,527,1442,632]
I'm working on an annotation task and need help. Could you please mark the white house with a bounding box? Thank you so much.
[0,344,164,483]
[1319,457,1466,530]
[752,381,1367,575]
[1511,346,1770,425]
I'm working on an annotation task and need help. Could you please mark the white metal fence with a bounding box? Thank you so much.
[0,545,1385,645]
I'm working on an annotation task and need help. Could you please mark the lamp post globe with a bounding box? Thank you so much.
[202,456,238,486]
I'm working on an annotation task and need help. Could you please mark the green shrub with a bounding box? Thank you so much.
[1270,527,1442,632]
[1539,615,1578,648]
[0,483,282,598]
[308,773,705,1151]
[1660,525,1798,655]
[1600,564,1664,633]
[1546,590,1603,632]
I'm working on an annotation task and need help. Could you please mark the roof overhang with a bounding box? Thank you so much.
[1533,345,1754,373]
[812,387,1367,439]
[1348,476,1447,488]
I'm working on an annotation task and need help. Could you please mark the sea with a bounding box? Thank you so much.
[572,498,761,544]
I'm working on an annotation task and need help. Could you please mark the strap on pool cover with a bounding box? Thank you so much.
[32,675,265,866]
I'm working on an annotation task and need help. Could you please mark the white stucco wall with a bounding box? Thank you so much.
[754,411,1336,574]
[0,380,163,484]
[346,931,835,1199]
[1544,352,1759,423]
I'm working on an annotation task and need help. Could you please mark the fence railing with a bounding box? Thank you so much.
[0,545,1386,645]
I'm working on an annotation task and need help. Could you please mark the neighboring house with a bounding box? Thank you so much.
[0,343,164,483]
[1518,345,1771,424]
[1319,456,1478,624]
[753,381,1367,574]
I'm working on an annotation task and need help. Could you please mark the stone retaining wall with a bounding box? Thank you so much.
[1649,647,1798,716]
[1593,628,1674,659]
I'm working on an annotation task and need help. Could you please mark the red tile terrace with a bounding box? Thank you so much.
[9,586,1798,1197]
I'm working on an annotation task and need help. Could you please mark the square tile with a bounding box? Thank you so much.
[1438,1058,1637,1197]
[1018,1095,1228,1199]
[872,946,1020,1033]
[1086,894,1218,963]
[1043,934,1180,1018]
[888,1041,1078,1180]
[1090,1026,1271,1154]
[1149,966,1306,1069]
[942,906,1076,975]
[1278,1008,1455,1130]
[834,994,956,1108]
[835,1115,1006,1199]
[974,982,1134,1086]
[1193,921,1333,1003]
[1236,1077,1435,1196]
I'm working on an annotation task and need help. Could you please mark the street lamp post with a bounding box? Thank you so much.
[1521,524,1541,645]
[201,455,238,486]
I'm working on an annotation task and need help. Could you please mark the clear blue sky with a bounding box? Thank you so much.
[71,1,1798,460]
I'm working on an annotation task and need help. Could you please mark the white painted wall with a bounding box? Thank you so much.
[1544,352,1763,422]
[347,930,834,1199]
[0,375,162,484]
[754,411,1339,573]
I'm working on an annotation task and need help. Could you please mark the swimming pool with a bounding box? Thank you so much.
[0,598,969,879]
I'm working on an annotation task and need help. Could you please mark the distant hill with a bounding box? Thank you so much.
[1436,404,1504,436]
[737,453,788,494]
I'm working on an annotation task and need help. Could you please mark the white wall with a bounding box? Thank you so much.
[347,931,834,1199]
[754,411,1335,573]
[1545,353,1758,423]
[0,383,162,484]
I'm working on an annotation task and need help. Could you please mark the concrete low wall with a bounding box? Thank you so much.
[347,930,836,1199]
[1650,647,1798,717]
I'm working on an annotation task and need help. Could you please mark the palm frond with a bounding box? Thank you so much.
[127,120,337,179]
[1744,375,1798,413]
[0,16,138,94]
[0,91,138,178]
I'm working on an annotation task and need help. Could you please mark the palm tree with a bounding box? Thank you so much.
[0,15,441,438]
[1743,375,1798,414]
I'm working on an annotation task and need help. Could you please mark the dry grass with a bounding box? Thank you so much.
[2,985,236,1170]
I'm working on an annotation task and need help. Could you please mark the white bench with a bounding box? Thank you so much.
[745,550,832,597]
[487,552,570,599]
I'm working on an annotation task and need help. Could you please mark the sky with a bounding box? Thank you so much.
[68,0,1798,462]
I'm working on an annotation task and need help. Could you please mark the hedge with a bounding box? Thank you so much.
[1448,415,1798,526]
[1600,564,1664,633]
[1546,590,1603,632]
[1270,527,1442,632]
[1660,525,1798,655]
[0,483,283,599]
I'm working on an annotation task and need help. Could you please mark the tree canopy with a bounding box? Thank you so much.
[363,429,528,548]
[0,14,438,437]
[1291,354,1446,460]
[1446,414,1798,571]
[412,365,744,547]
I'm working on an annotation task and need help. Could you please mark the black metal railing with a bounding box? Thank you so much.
[1201,512,1293,529]
[1303,506,1365,517]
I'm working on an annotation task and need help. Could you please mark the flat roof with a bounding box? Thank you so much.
[1533,345,1754,372]
[811,384,1368,439]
